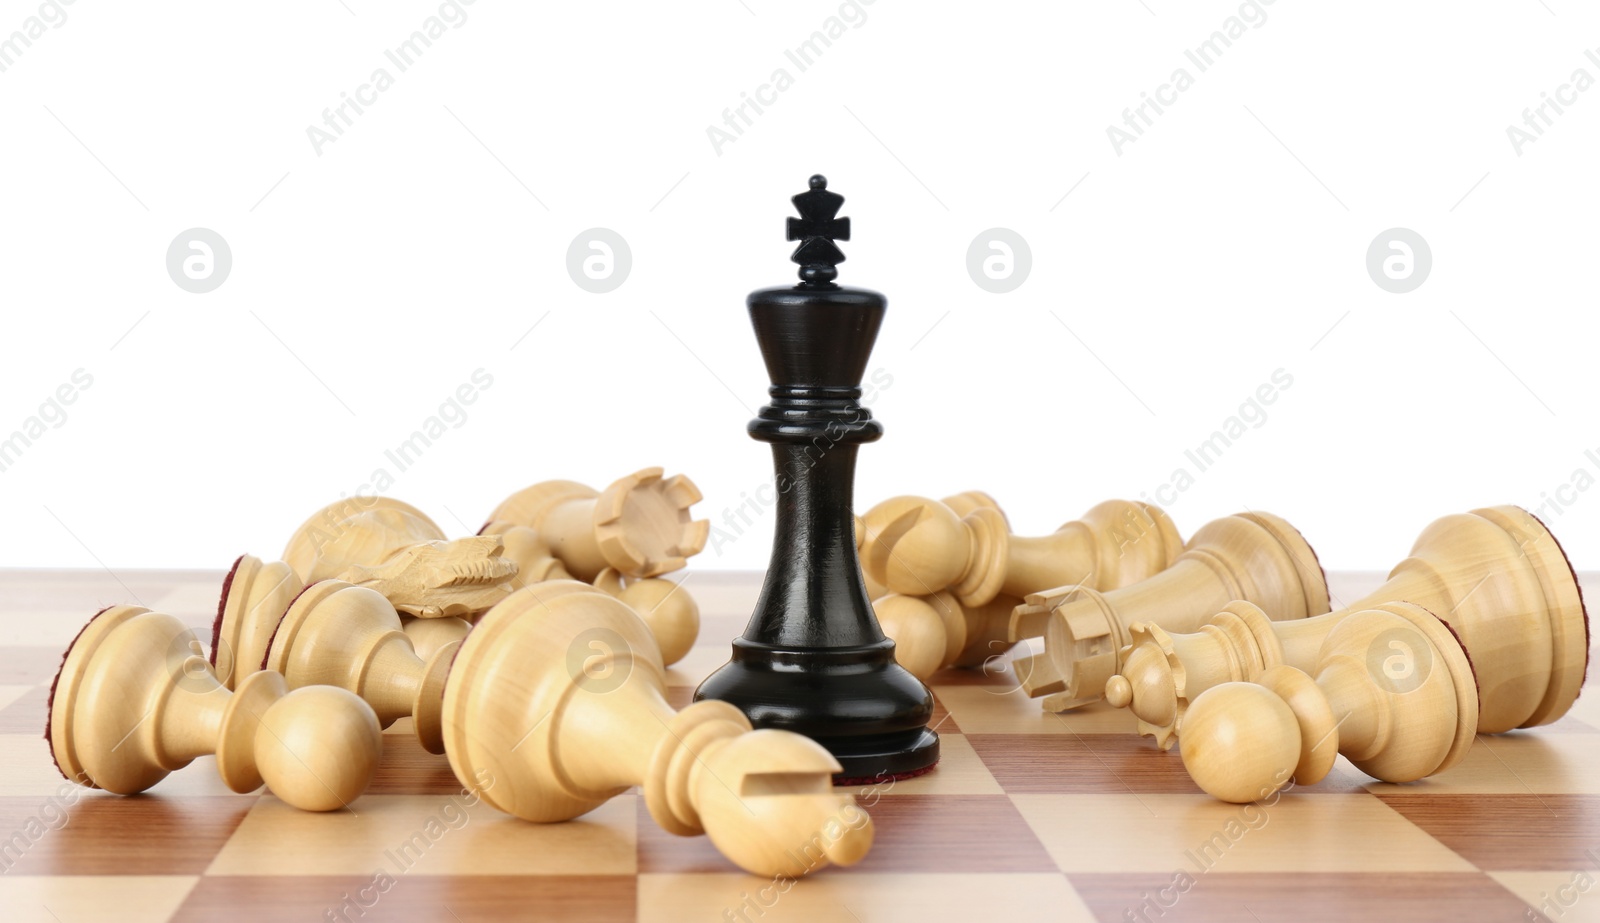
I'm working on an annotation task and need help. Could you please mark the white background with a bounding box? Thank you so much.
[1,0,1597,573]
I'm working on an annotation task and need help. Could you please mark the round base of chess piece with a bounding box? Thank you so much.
[1112,505,1590,746]
[211,554,304,690]
[1179,603,1478,802]
[1469,507,1590,728]
[697,636,941,782]
[486,468,709,579]
[50,604,185,794]
[443,582,691,821]
[50,605,381,811]
[1014,511,1328,711]
[444,581,874,877]
[266,580,457,754]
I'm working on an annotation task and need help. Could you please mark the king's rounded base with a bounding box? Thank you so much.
[694,637,941,784]
[822,728,941,783]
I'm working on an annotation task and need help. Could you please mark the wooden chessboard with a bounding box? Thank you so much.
[2,568,1597,923]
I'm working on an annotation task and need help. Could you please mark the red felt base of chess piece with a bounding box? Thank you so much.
[832,762,939,787]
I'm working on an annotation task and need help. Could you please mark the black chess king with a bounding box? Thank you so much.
[696,175,940,782]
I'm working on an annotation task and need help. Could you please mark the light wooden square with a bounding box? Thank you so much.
[1364,733,1600,795]
[638,872,1093,923]
[0,685,32,711]
[663,642,736,689]
[1010,793,1476,873]
[932,685,1138,735]
[0,735,238,797]
[0,875,198,923]
[1491,870,1600,922]
[149,577,228,623]
[208,793,637,876]
[0,614,103,647]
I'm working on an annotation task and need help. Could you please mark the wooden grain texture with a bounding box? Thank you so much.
[0,647,67,685]
[172,874,638,923]
[634,794,1058,875]
[0,567,1594,923]
[1376,793,1600,870]
[0,685,48,733]
[1067,872,1534,923]
[969,733,1210,794]
[972,726,1376,793]
[366,729,472,797]
[0,795,256,875]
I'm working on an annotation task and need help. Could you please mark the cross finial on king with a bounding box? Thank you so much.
[786,174,851,285]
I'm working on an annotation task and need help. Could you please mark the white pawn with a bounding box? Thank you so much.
[50,606,380,812]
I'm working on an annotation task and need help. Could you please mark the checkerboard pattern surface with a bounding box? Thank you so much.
[2,569,1596,922]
